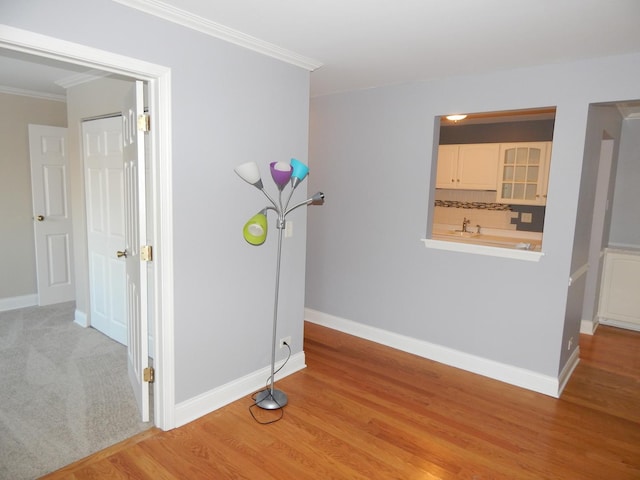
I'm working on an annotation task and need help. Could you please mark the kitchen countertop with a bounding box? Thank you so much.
[432,225,542,251]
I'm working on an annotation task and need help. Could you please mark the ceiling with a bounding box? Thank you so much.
[2,0,640,105]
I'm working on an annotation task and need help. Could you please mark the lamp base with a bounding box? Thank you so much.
[254,388,288,410]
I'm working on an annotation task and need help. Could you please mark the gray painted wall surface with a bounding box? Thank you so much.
[609,120,640,248]
[307,53,640,380]
[2,0,311,404]
[439,119,555,144]
[565,105,622,360]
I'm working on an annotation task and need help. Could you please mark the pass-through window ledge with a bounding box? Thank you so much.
[421,238,544,262]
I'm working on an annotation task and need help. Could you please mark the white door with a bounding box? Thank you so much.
[83,116,127,345]
[28,125,75,306]
[123,81,150,422]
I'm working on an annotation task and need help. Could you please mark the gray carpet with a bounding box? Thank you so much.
[0,302,152,479]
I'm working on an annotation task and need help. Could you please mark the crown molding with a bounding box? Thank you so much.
[113,0,323,72]
[0,85,66,102]
[617,102,640,120]
[55,69,110,89]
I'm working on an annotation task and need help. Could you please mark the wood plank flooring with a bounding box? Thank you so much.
[42,323,640,479]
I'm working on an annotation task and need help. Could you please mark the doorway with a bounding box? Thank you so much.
[0,25,175,430]
[580,137,616,334]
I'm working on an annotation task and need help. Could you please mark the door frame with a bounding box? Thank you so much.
[0,25,175,430]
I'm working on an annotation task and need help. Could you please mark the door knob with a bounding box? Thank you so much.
[116,250,128,258]
[36,215,44,221]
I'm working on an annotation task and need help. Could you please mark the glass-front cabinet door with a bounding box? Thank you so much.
[496,142,551,205]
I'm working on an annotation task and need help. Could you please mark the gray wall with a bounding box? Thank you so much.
[439,119,555,144]
[566,105,622,350]
[2,0,311,405]
[0,93,67,302]
[609,119,640,248]
[307,53,640,381]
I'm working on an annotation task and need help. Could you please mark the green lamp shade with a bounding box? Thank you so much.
[243,211,268,245]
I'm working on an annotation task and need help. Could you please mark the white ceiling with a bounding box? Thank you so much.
[0,50,87,100]
[155,0,640,97]
[2,0,640,102]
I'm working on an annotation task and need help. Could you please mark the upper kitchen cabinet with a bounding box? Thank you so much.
[436,143,500,190]
[496,142,552,205]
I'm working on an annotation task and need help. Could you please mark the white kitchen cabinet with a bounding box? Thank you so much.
[496,142,551,205]
[598,248,640,331]
[436,143,500,190]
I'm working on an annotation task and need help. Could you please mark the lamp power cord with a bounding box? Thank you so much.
[249,341,292,425]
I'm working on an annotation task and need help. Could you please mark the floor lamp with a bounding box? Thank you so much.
[235,159,324,410]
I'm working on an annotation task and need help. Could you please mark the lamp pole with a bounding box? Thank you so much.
[234,160,324,411]
[254,213,287,409]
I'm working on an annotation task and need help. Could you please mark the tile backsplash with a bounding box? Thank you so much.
[434,189,518,231]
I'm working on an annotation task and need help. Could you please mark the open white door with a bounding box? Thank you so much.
[83,116,127,344]
[123,81,150,422]
[28,125,75,306]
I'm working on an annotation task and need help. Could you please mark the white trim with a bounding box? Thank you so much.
[0,25,169,79]
[113,0,323,72]
[149,69,176,431]
[305,308,565,398]
[557,347,580,396]
[568,262,589,286]
[0,24,176,430]
[580,317,599,335]
[174,352,306,428]
[599,317,640,332]
[0,294,38,312]
[74,308,88,327]
[55,69,110,89]
[0,85,66,102]
[422,238,544,262]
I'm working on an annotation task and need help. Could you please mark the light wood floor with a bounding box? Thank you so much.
[42,322,640,479]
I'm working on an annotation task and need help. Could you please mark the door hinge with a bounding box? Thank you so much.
[144,366,155,383]
[137,113,150,132]
[141,245,153,262]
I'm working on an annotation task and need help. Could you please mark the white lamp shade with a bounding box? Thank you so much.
[234,162,262,186]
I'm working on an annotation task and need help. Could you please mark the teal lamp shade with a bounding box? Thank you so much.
[235,162,264,190]
[243,211,268,245]
[290,158,309,188]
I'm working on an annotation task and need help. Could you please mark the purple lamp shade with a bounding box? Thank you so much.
[270,162,292,190]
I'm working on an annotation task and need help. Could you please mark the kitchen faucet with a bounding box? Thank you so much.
[462,217,470,232]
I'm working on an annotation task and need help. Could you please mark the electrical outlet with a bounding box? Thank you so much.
[279,336,291,349]
[521,212,533,223]
[285,221,293,238]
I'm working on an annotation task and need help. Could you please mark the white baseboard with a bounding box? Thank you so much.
[599,317,640,332]
[174,352,306,428]
[580,318,599,335]
[305,308,564,398]
[74,309,88,327]
[0,294,37,312]
[558,346,580,396]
